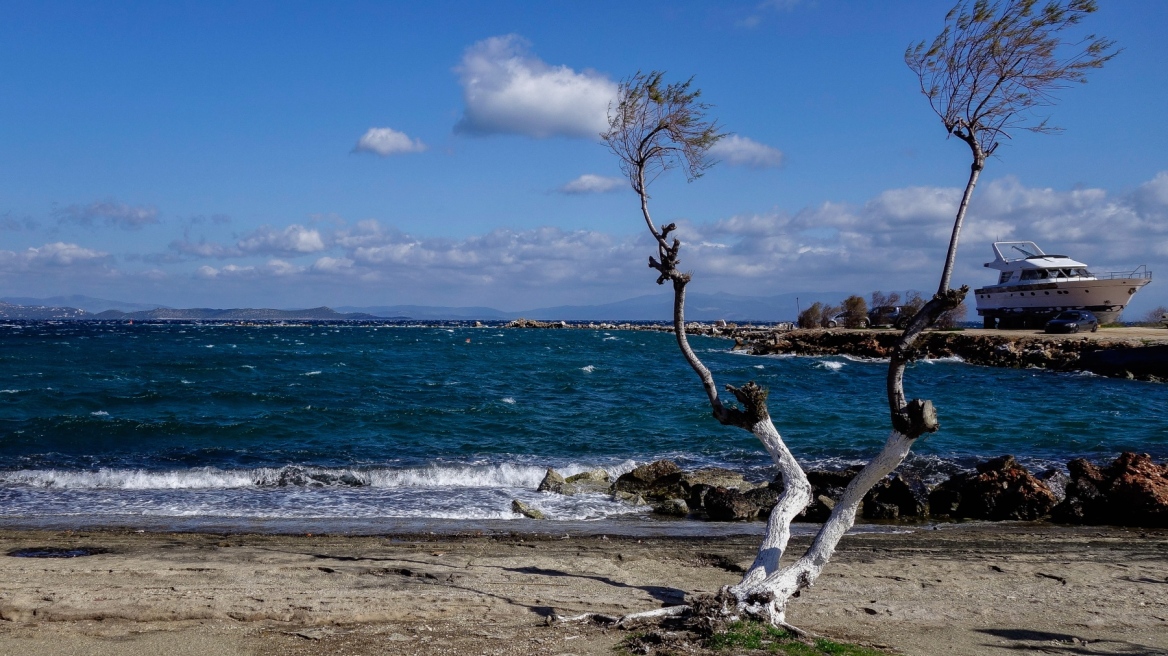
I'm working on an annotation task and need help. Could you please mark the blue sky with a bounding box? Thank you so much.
[1,0,1166,315]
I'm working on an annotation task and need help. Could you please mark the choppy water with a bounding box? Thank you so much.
[1,322,1165,531]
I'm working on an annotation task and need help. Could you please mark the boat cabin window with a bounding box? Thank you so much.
[998,271,1014,283]
[1020,270,1040,281]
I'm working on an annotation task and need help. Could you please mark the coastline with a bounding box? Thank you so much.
[2,523,1165,656]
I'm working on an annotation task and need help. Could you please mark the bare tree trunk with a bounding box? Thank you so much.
[937,158,984,295]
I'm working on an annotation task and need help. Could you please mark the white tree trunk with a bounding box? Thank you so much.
[726,430,915,625]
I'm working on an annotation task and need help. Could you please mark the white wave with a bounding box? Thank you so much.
[581,365,595,373]
[0,389,22,394]
[815,361,845,371]
[241,365,255,369]
[304,371,322,376]
[603,336,618,341]
[501,397,516,404]
[753,365,764,369]
[0,462,629,492]
[839,353,890,363]
[90,411,109,416]
[180,379,193,384]
[922,355,965,364]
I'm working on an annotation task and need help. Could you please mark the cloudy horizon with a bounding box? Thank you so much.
[2,2,1164,316]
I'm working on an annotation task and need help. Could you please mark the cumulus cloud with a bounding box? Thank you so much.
[557,174,625,195]
[710,135,784,168]
[172,171,1168,309]
[0,242,109,271]
[56,200,160,229]
[237,225,327,255]
[454,35,617,139]
[353,127,427,156]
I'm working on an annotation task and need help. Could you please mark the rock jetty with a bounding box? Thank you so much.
[750,328,1168,381]
[530,454,1168,528]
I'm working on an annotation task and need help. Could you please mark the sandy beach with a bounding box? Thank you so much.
[1,524,1165,655]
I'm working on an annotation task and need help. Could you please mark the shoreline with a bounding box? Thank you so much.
[2,523,1165,655]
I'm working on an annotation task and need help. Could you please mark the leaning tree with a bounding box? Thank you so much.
[559,1,1116,633]
[906,0,1118,297]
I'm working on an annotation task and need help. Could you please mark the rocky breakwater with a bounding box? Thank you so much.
[521,453,1168,528]
[748,328,1168,381]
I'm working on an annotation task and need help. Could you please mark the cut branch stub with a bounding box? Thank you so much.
[892,398,939,438]
[721,381,770,428]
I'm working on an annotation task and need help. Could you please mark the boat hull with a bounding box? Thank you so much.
[974,277,1151,325]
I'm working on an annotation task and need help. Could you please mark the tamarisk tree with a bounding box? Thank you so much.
[551,70,958,634]
[906,0,1118,295]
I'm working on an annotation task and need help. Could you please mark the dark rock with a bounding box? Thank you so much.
[743,486,781,518]
[863,472,930,520]
[795,467,860,522]
[928,455,1057,521]
[511,499,545,519]
[536,468,565,494]
[1053,453,1168,527]
[613,460,682,494]
[653,498,690,517]
[704,487,758,521]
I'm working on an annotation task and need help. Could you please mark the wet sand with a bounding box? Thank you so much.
[2,524,1166,655]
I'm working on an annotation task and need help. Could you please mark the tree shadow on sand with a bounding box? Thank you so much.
[975,628,1166,655]
[503,565,687,605]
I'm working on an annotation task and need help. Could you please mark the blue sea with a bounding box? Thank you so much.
[2,322,1165,533]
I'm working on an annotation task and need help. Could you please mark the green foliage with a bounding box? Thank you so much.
[603,71,726,196]
[907,0,1118,161]
[704,621,891,655]
[797,302,824,329]
[841,295,869,328]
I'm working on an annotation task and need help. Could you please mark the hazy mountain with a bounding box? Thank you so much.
[94,307,378,321]
[1,295,169,313]
[340,291,851,322]
[334,305,512,321]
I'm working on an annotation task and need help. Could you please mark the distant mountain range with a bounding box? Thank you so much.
[1,291,850,322]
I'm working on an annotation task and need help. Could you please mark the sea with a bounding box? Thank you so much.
[2,322,1165,534]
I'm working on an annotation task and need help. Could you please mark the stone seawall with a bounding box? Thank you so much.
[746,328,1168,381]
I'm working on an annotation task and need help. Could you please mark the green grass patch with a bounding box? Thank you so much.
[706,621,890,655]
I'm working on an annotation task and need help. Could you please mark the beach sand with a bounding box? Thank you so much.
[1,524,1165,655]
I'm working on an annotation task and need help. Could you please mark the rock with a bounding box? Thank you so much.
[511,499,545,519]
[566,469,610,484]
[653,498,690,517]
[796,467,860,522]
[613,460,682,494]
[561,469,611,495]
[536,468,565,494]
[928,455,1057,521]
[704,487,758,521]
[743,486,781,518]
[863,473,930,520]
[1052,453,1168,527]
[613,491,649,506]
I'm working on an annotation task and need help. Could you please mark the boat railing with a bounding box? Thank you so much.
[1096,265,1151,280]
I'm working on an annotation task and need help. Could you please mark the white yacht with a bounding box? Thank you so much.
[973,241,1151,328]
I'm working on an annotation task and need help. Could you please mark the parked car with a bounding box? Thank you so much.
[824,311,869,328]
[1044,310,1099,334]
[867,305,909,329]
[1161,312,1168,327]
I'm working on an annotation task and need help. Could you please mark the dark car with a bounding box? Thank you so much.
[1044,310,1099,334]
[867,305,909,329]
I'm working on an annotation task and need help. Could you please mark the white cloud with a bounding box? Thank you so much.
[454,35,617,139]
[237,225,327,255]
[558,174,625,195]
[56,200,160,229]
[710,135,784,169]
[353,127,427,156]
[0,242,109,272]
